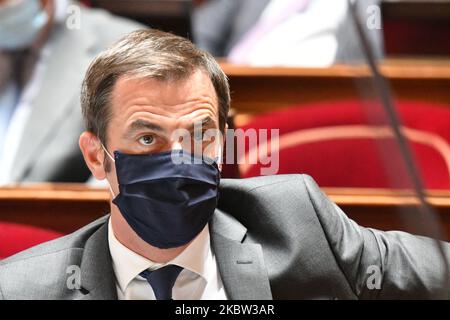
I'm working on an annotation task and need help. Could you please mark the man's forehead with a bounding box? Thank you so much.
[111,69,218,106]
[108,69,219,127]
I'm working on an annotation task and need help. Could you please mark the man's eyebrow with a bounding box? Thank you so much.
[187,116,216,132]
[124,119,163,137]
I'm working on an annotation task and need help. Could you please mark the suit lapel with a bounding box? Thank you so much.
[78,219,118,300]
[11,24,96,181]
[210,209,273,300]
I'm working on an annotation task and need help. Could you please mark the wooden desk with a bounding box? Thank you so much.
[220,59,450,123]
[0,184,109,235]
[1,184,449,241]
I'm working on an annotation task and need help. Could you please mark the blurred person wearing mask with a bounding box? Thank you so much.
[0,0,144,184]
[192,0,383,67]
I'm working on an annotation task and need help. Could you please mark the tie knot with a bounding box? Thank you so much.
[140,265,183,300]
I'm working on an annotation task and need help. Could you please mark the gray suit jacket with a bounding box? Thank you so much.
[192,0,383,61]
[10,5,143,183]
[0,175,449,299]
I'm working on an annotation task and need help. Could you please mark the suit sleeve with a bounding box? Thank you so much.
[302,175,450,299]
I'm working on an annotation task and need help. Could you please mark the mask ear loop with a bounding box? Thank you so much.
[101,143,115,162]
[100,143,116,198]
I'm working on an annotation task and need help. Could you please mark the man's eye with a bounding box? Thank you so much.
[138,135,154,146]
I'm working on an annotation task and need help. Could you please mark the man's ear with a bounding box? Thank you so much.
[79,131,107,180]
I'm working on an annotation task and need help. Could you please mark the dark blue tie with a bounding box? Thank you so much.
[140,265,183,300]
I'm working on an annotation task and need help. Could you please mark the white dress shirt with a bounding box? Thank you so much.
[108,219,228,300]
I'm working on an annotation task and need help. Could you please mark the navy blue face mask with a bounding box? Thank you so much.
[106,149,220,249]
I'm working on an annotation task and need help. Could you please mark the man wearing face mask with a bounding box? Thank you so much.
[0,0,143,184]
[1,29,450,300]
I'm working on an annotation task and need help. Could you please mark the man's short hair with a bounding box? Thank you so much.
[81,29,230,145]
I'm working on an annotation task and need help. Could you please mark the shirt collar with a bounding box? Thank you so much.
[108,218,212,293]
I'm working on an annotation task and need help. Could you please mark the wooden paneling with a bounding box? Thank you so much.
[0,184,109,234]
[220,59,450,124]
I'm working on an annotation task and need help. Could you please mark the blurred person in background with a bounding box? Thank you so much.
[192,0,383,67]
[0,0,144,184]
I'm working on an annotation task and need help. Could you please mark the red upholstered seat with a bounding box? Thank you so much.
[0,222,63,259]
[239,100,450,189]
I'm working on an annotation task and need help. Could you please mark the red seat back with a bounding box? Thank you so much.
[239,100,450,189]
[0,222,63,259]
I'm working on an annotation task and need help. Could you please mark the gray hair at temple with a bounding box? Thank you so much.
[80,29,230,145]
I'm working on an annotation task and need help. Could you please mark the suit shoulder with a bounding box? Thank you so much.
[218,174,318,217]
[220,174,314,192]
